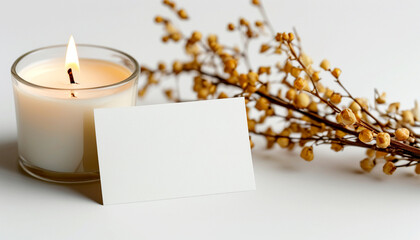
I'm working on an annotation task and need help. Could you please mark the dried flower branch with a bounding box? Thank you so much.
[140,0,420,175]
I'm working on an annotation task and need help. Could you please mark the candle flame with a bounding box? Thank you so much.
[65,35,80,72]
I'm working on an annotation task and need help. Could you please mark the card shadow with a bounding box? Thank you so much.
[0,140,103,204]
[64,181,103,205]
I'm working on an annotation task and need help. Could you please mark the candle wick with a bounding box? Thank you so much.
[67,68,77,84]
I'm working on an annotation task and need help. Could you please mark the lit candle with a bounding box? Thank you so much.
[11,36,139,183]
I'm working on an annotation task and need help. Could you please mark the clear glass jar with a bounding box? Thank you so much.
[11,44,139,183]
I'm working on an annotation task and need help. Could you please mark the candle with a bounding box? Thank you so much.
[11,37,139,183]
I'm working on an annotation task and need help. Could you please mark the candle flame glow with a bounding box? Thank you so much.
[65,35,80,72]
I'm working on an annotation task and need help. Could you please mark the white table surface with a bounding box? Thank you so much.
[2,0,420,239]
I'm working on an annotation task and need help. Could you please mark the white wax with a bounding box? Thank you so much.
[14,58,137,172]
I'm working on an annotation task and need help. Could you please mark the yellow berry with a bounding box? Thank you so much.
[316,82,325,93]
[265,127,275,148]
[275,33,283,42]
[312,71,320,81]
[277,138,289,148]
[191,31,202,42]
[164,89,173,99]
[282,32,289,41]
[359,129,373,143]
[280,128,291,137]
[238,73,248,88]
[209,84,217,94]
[336,113,343,124]
[349,101,362,113]
[255,97,270,111]
[331,68,342,78]
[257,66,271,75]
[162,35,170,42]
[340,109,357,126]
[336,130,346,138]
[244,85,256,94]
[402,110,415,125]
[197,88,209,99]
[356,98,369,109]
[293,77,307,90]
[300,53,313,66]
[247,119,256,132]
[376,92,386,104]
[376,132,391,148]
[265,107,275,116]
[289,122,300,132]
[308,102,318,112]
[294,92,310,109]
[171,32,181,41]
[360,158,375,172]
[300,146,314,161]
[177,9,188,19]
[258,84,269,94]
[218,92,228,99]
[239,18,249,26]
[155,16,164,23]
[320,59,330,70]
[227,74,238,84]
[415,164,420,175]
[395,128,410,141]
[366,149,375,158]
[288,32,295,42]
[172,61,183,74]
[324,88,333,99]
[227,23,235,31]
[224,59,237,72]
[330,92,342,104]
[286,89,297,101]
[260,44,270,53]
[247,71,258,84]
[158,63,166,71]
[291,67,302,78]
[283,61,293,73]
[383,161,396,175]
[387,102,400,113]
[331,143,343,152]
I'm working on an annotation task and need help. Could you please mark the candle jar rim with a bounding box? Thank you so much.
[11,44,140,91]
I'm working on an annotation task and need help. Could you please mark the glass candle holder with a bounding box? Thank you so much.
[11,44,139,183]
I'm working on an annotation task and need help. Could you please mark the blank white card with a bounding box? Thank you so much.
[94,98,255,205]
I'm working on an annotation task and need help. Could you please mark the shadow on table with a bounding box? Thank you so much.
[251,145,420,189]
[0,141,19,173]
[0,140,103,204]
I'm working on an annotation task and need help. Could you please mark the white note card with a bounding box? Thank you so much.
[94,98,255,205]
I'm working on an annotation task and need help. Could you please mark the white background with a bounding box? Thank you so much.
[1,0,420,239]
